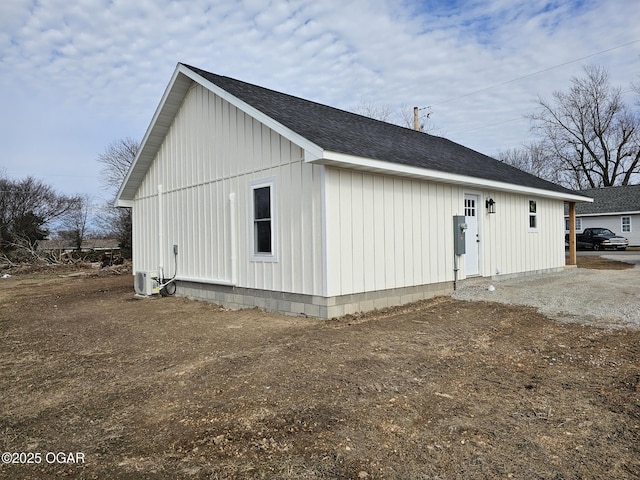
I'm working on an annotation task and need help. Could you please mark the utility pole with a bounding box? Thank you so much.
[413,106,432,132]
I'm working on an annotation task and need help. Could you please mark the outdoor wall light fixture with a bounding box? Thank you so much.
[486,197,496,214]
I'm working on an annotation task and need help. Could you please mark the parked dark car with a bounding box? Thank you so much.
[567,228,629,251]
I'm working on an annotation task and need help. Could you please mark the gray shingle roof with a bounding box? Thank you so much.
[183,64,580,197]
[575,185,640,214]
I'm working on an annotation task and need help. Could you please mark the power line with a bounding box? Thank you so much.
[432,39,640,107]
[449,116,525,136]
[429,40,640,140]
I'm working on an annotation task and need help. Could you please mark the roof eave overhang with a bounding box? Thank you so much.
[116,63,592,206]
[115,65,193,206]
[115,63,324,206]
[567,210,640,217]
[312,151,593,203]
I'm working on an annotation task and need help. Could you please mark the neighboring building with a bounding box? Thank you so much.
[38,238,121,254]
[116,63,590,318]
[565,185,640,246]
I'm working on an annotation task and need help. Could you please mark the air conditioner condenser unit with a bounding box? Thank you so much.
[134,271,160,296]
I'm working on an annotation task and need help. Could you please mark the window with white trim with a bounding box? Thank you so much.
[528,200,538,231]
[250,178,277,261]
[621,216,631,233]
[565,217,582,231]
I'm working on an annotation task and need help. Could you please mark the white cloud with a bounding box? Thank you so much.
[0,0,638,196]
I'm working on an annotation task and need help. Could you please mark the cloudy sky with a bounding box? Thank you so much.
[1,0,638,203]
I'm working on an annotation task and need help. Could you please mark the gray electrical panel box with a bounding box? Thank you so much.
[453,215,467,255]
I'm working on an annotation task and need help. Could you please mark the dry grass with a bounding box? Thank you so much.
[572,254,635,270]
[1,268,638,479]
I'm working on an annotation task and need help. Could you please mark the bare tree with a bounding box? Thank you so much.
[353,102,438,134]
[95,204,132,254]
[632,78,640,107]
[0,175,80,256]
[496,141,577,187]
[353,101,394,122]
[58,194,92,251]
[529,65,640,188]
[98,137,139,192]
[96,138,139,257]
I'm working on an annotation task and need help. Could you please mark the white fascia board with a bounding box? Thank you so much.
[568,210,640,218]
[304,149,322,162]
[115,63,325,207]
[178,65,325,160]
[115,65,191,206]
[116,199,134,208]
[315,151,594,203]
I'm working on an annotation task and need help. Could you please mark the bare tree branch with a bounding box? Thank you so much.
[58,194,92,250]
[0,174,81,259]
[528,65,640,187]
[353,101,394,123]
[97,137,140,192]
[95,138,138,256]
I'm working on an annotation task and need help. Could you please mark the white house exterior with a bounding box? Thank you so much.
[117,63,590,318]
[565,185,640,247]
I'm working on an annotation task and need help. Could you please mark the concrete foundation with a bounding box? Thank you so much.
[176,281,453,319]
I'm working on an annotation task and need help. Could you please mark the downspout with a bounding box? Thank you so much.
[158,184,164,282]
[229,193,237,285]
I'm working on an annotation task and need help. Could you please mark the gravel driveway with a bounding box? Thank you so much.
[452,254,640,330]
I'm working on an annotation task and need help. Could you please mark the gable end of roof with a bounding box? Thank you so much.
[117,62,593,205]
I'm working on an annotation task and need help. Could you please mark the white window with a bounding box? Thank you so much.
[565,217,582,231]
[250,178,277,262]
[528,200,538,231]
[621,216,631,233]
[464,197,476,217]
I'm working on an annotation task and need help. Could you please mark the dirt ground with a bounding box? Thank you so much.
[1,258,638,479]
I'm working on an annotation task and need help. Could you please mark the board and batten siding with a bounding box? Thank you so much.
[133,83,324,296]
[481,193,566,277]
[323,167,463,297]
[323,168,567,297]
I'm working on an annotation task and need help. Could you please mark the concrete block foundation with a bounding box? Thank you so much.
[175,281,453,319]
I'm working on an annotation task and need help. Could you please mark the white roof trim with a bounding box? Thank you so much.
[315,151,593,203]
[178,66,324,159]
[568,210,640,217]
[116,66,191,206]
[116,63,592,206]
[116,63,324,206]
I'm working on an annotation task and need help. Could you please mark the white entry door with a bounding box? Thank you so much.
[464,194,480,276]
